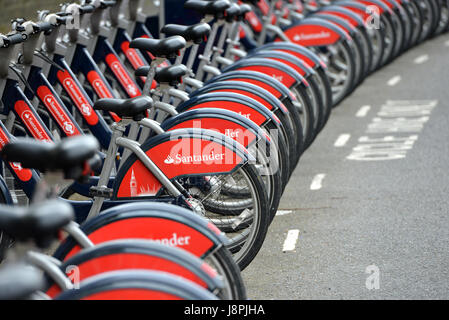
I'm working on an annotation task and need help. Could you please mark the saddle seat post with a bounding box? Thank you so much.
[144,57,167,126]
[257,0,277,46]
[87,120,127,219]
[183,15,214,78]
[195,18,225,81]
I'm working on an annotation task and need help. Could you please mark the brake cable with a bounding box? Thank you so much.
[8,63,34,94]
[33,49,65,72]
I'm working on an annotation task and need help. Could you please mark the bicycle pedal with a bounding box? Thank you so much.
[89,186,113,198]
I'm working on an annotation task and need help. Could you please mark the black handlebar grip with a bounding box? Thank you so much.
[36,22,54,33]
[55,11,71,17]
[79,5,96,14]
[6,33,27,46]
[56,16,71,25]
[240,0,259,5]
[101,0,117,8]
[237,4,252,21]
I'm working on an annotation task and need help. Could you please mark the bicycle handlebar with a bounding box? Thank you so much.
[0,33,27,48]
[35,21,54,34]
[79,4,96,14]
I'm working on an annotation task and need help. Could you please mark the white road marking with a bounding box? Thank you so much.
[334,134,351,147]
[276,210,293,216]
[310,174,326,190]
[387,76,401,86]
[282,229,300,252]
[356,105,371,118]
[348,100,437,161]
[414,54,429,64]
[445,40,449,47]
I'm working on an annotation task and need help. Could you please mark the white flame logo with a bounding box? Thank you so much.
[11,162,22,171]
[164,155,175,164]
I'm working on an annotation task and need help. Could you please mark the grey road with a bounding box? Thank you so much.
[242,33,449,299]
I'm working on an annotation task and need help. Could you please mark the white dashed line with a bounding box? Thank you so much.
[276,210,293,216]
[310,174,326,190]
[334,134,351,147]
[414,54,429,64]
[387,76,401,86]
[282,229,300,252]
[356,105,371,118]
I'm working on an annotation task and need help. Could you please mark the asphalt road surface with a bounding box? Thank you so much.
[242,33,449,300]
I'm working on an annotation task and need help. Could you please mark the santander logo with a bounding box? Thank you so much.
[81,104,92,116]
[293,31,331,41]
[125,48,144,69]
[164,151,226,165]
[63,122,75,135]
[64,79,77,93]
[93,79,111,98]
[238,112,251,120]
[164,155,175,164]
[272,74,283,82]
[42,94,77,136]
[150,233,192,247]
[249,16,260,26]
[20,111,51,142]
[224,129,240,138]
[10,162,23,171]
[111,61,139,97]
[127,84,138,97]
[0,129,32,181]
[60,74,99,126]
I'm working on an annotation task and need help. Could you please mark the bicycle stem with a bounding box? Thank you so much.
[87,122,123,218]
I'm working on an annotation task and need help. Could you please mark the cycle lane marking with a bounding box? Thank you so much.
[387,76,401,86]
[334,134,351,147]
[356,105,371,118]
[276,210,293,216]
[310,174,326,190]
[414,54,429,64]
[282,229,300,252]
[347,100,437,161]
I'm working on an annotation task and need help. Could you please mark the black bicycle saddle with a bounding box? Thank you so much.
[93,96,153,120]
[130,36,186,60]
[239,0,260,5]
[0,264,44,300]
[0,135,99,176]
[224,3,241,22]
[184,0,231,19]
[0,200,74,248]
[160,22,211,44]
[154,65,189,86]
[237,4,252,20]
